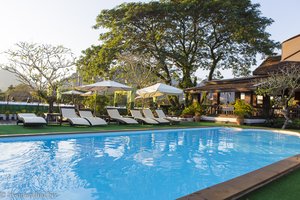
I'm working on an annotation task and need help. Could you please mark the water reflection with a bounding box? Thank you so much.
[0,128,300,200]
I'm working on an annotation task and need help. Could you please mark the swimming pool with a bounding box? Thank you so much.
[0,128,299,200]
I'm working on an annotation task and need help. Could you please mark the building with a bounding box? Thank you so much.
[186,34,300,118]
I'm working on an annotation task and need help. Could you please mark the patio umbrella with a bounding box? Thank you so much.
[136,83,183,98]
[80,80,132,93]
[80,80,132,112]
[80,91,94,96]
[136,83,183,107]
[61,90,83,104]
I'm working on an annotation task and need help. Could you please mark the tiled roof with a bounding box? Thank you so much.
[252,56,281,75]
[253,61,300,75]
[185,76,265,93]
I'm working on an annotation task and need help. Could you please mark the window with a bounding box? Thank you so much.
[220,92,235,104]
[257,95,263,105]
[240,93,245,100]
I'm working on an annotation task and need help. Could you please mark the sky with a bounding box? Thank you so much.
[0,0,299,91]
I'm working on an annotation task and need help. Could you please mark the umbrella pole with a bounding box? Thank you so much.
[94,91,97,115]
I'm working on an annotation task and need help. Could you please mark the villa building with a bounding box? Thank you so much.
[186,34,300,119]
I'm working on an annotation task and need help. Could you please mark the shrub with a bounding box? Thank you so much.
[234,99,253,118]
[181,102,206,116]
[168,105,182,116]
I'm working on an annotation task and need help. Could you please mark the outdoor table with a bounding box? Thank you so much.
[44,113,62,125]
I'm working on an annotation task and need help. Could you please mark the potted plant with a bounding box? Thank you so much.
[194,102,204,122]
[234,99,253,125]
[5,110,10,121]
[181,106,194,119]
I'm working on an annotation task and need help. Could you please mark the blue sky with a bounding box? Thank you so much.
[0,0,299,90]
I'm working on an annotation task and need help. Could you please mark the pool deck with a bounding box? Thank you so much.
[178,154,300,200]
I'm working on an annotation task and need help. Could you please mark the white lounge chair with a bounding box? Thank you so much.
[155,109,181,124]
[142,109,170,124]
[60,107,90,126]
[17,113,47,126]
[130,110,159,125]
[79,110,107,126]
[107,109,138,125]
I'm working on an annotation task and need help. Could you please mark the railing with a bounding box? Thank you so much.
[204,105,300,119]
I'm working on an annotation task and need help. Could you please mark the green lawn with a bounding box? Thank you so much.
[239,168,300,200]
[0,121,299,135]
[0,121,223,135]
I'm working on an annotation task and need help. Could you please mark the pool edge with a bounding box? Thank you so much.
[178,154,300,200]
[0,126,215,138]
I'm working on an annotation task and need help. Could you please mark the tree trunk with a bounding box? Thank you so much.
[208,58,218,81]
[281,106,290,129]
[47,96,56,113]
[181,68,194,89]
[262,95,271,118]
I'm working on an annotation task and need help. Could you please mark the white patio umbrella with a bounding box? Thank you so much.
[136,83,183,98]
[61,90,83,104]
[80,80,132,93]
[136,83,183,107]
[80,80,132,112]
[80,91,94,96]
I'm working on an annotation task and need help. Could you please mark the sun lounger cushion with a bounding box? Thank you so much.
[143,109,170,124]
[17,113,47,126]
[155,110,181,123]
[60,107,90,126]
[79,110,107,126]
[130,110,159,125]
[107,109,138,124]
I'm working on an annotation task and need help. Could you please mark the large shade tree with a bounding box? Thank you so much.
[78,0,278,89]
[256,65,300,129]
[1,42,75,112]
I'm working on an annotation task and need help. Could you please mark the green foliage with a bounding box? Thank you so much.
[234,99,253,117]
[76,45,112,83]
[82,95,112,115]
[182,102,206,116]
[86,0,278,89]
[168,104,182,116]
[264,118,300,129]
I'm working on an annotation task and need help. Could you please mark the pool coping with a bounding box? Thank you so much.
[0,125,299,138]
[178,154,300,200]
[0,126,214,138]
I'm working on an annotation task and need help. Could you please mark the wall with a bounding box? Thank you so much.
[281,35,300,61]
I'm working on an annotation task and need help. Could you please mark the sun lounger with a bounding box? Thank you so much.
[142,109,170,124]
[17,113,47,126]
[79,110,107,126]
[107,109,138,125]
[155,109,181,124]
[130,110,159,125]
[60,107,90,126]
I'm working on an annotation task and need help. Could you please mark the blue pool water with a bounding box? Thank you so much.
[0,128,300,200]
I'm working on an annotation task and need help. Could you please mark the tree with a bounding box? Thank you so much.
[1,42,75,112]
[76,45,111,83]
[5,84,33,102]
[114,53,160,89]
[89,0,277,89]
[256,65,300,129]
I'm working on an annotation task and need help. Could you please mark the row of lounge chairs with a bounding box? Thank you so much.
[17,108,180,126]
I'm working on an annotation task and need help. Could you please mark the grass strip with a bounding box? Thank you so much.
[0,121,298,136]
[240,168,300,200]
